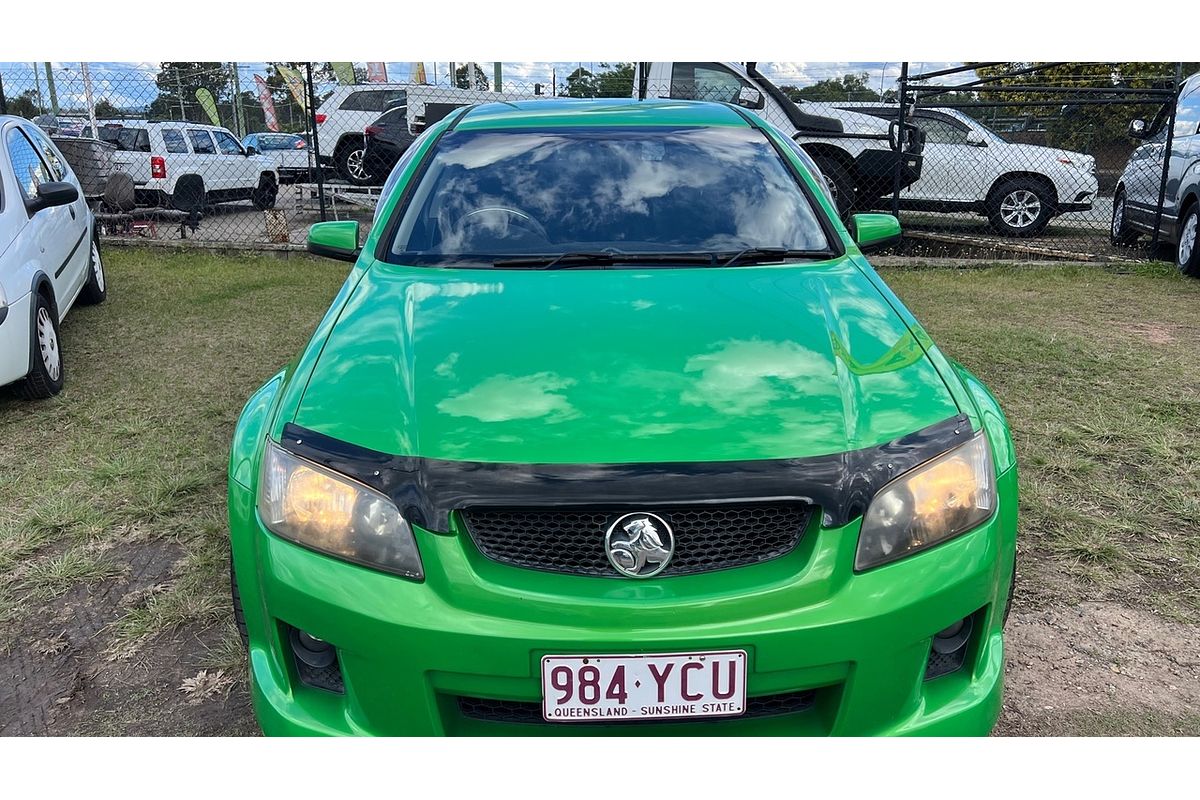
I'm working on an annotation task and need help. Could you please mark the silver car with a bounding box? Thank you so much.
[1112,72,1200,275]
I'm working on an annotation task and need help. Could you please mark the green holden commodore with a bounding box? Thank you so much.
[228,98,1017,736]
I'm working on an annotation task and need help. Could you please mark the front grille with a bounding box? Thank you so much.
[461,503,811,577]
[457,690,816,725]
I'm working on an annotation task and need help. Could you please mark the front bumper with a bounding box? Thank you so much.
[0,291,32,389]
[229,466,1016,736]
[1054,170,1100,214]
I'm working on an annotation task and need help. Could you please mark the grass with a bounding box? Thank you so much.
[0,247,345,645]
[886,261,1200,621]
[0,247,1198,733]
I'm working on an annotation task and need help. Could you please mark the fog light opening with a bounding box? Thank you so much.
[924,615,974,681]
[287,625,345,693]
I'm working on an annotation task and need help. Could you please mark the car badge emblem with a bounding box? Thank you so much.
[605,512,675,578]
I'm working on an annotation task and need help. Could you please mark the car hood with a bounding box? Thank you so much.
[291,257,961,464]
[989,141,1094,171]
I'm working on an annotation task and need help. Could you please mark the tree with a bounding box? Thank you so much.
[8,89,40,119]
[561,63,634,98]
[562,67,597,98]
[454,63,490,90]
[595,63,635,98]
[148,62,233,122]
[968,62,1196,151]
[94,99,119,119]
[779,72,884,103]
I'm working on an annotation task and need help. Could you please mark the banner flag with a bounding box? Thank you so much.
[276,64,309,114]
[195,87,221,126]
[254,75,280,132]
[366,62,388,83]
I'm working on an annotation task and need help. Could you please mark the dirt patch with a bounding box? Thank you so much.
[50,627,256,737]
[1117,321,1181,345]
[997,602,1200,735]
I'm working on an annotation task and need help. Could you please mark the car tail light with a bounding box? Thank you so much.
[364,125,382,138]
[314,113,327,124]
[150,155,166,179]
[294,140,307,149]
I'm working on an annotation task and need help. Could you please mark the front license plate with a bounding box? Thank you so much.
[541,650,747,722]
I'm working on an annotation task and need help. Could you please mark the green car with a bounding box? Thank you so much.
[228,98,1017,736]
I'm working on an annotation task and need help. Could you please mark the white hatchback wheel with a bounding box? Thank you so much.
[92,240,105,292]
[37,306,61,382]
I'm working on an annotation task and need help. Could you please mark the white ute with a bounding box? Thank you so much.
[635,62,926,214]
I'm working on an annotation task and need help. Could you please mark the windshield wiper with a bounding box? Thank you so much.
[719,247,828,267]
[493,250,717,270]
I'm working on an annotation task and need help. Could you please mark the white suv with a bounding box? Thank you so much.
[839,104,1099,236]
[313,84,408,185]
[106,121,280,210]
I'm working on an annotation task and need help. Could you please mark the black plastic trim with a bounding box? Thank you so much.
[306,240,360,262]
[54,228,88,278]
[745,63,843,136]
[278,414,973,534]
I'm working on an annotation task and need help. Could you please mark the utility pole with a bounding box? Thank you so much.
[305,63,327,221]
[494,62,502,93]
[81,62,99,138]
[44,62,59,115]
[175,68,186,121]
[32,63,44,113]
[231,62,245,137]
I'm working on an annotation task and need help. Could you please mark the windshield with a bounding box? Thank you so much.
[388,126,832,266]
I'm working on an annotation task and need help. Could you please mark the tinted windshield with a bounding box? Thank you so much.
[388,126,831,265]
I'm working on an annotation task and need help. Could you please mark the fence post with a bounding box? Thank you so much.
[1149,62,1182,253]
[0,72,7,115]
[305,62,327,222]
[891,62,909,218]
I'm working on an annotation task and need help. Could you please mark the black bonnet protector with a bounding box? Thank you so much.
[279,415,974,534]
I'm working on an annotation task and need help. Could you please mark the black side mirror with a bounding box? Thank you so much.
[29,181,79,213]
[736,86,765,111]
[245,146,258,156]
[1128,119,1148,139]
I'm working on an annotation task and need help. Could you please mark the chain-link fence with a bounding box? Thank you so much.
[0,61,1192,262]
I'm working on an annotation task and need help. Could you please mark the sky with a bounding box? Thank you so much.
[0,61,965,113]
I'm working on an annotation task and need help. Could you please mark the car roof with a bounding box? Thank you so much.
[328,83,409,95]
[452,98,753,131]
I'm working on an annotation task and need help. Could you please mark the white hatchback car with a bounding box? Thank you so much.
[839,104,1099,236]
[0,115,105,399]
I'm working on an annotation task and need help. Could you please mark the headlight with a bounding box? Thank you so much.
[855,433,996,571]
[257,441,423,579]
